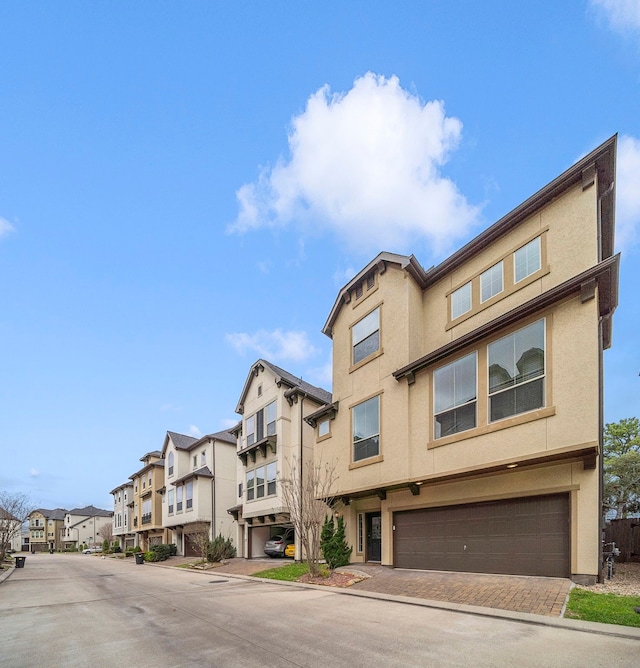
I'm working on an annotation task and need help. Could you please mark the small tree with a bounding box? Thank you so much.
[185,522,211,563]
[0,491,33,564]
[97,522,113,546]
[279,457,338,577]
[321,515,352,570]
[603,418,640,519]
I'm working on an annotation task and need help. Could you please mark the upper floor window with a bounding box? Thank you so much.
[352,307,380,365]
[246,470,255,500]
[176,486,183,512]
[451,282,472,320]
[186,481,193,510]
[318,418,330,438]
[246,400,277,446]
[352,396,380,462]
[480,261,503,303]
[193,455,197,469]
[488,319,545,421]
[201,451,206,467]
[245,462,277,501]
[168,451,174,476]
[168,489,174,514]
[267,462,276,496]
[434,352,477,439]
[514,237,541,283]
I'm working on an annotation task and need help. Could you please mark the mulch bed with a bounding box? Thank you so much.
[297,571,368,587]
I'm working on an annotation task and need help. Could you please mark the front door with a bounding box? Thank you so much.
[366,512,382,562]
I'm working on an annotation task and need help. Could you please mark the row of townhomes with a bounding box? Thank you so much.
[111,136,619,584]
[27,506,112,552]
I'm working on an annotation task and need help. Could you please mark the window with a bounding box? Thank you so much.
[176,486,183,512]
[266,401,276,436]
[267,462,277,496]
[357,513,364,553]
[193,455,197,469]
[256,466,265,498]
[318,418,330,438]
[480,261,503,303]
[168,489,174,514]
[352,396,380,462]
[238,482,243,498]
[201,451,206,467]
[246,470,255,501]
[451,282,472,319]
[488,319,545,421]
[514,237,541,283]
[434,352,477,439]
[186,481,193,510]
[168,452,174,476]
[352,307,380,365]
[246,414,255,446]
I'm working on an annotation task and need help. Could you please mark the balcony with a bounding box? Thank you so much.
[141,513,152,525]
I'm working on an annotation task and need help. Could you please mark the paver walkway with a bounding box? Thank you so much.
[168,557,572,617]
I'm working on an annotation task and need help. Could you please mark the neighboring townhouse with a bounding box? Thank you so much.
[310,136,618,584]
[110,482,135,549]
[1,507,24,556]
[161,430,237,556]
[62,506,113,549]
[130,451,167,550]
[229,360,332,559]
[28,508,67,552]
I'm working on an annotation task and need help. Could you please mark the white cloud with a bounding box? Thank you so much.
[0,217,16,239]
[307,354,333,390]
[230,72,481,255]
[220,418,239,429]
[332,265,358,288]
[29,469,40,477]
[226,329,319,363]
[616,134,640,248]
[591,0,640,33]
[188,425,202,438]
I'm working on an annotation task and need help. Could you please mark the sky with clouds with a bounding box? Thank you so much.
[1,1,639,511]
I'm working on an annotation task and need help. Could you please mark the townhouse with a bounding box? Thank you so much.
[130,451,166,550]
[309,136,618,584]
[62,506,113,550]
[28,508,67,552]
[161,430,237,556]
[229,360,331,559]
[110,482,135,549]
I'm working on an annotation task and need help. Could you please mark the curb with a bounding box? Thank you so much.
[0,566,15,584]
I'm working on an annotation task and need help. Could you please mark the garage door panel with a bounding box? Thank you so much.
[394,494,569,577]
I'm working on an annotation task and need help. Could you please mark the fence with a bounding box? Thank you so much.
[604,518,640,561]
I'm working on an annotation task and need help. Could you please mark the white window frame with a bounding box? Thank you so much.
[480,261,504,303]
[186,481,193,510]
[352,395,380,462]
[514,237,542,283]
[451,282,472,320]
[352,307,380,365]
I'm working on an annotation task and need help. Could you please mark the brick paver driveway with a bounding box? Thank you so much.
[346,564,571,616]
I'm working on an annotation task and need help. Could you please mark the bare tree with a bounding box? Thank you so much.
[98,522,114,545]
[0,491,33,564]
[184,521,211,563]
[279,457,339,577]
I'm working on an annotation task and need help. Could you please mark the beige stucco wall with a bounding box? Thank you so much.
[319,176,604,579]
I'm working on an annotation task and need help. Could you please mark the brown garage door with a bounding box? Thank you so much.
[393,494,570,577]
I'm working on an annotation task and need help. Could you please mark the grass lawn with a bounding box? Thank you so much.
[565,588,640,627]
[252,562,316,581]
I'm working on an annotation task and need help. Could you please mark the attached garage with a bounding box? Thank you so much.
[393,493,570,578]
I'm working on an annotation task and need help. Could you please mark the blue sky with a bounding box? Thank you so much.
[1,1,639,511]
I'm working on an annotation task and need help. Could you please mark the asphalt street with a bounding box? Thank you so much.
[1,554,638,667]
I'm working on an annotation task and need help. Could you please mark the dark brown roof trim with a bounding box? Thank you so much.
[304,401,339,428]
[423,135,617,287]
[394,254,620,382]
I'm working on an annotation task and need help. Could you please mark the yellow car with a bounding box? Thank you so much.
[284,543,295,558]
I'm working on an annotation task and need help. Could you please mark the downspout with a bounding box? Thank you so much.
[212,439,217,540]
[300,394,304,561]
[598,320,605,584]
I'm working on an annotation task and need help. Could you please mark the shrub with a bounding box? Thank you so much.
[321,516,352,570]
[206,534,236,563]
[132,546,141,553]
[102,539,109,552]
[143,551,157,562]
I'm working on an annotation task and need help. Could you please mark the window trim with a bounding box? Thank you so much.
[245,462,278,502]
[433,351,478,440]
[514,236,542,284]
[480,260,504,303]
[451,281,472,320]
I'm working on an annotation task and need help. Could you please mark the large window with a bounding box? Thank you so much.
[480,261,503,303]
[246,400,277,446]
[245,463,277,501]
[434,352,477,439]
[352,396,380,462]
[451,282,472,319]
[176,486,183,512]
[488,319,545,421]
[514,237,541,283]
[352,308,380,365]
